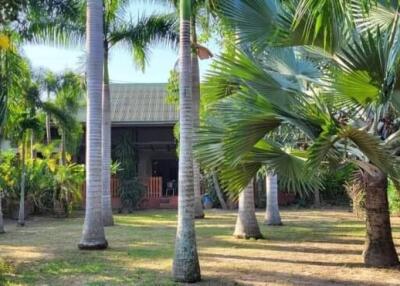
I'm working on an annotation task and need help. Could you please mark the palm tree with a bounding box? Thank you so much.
[265,173,282,225]
[53,72,84,165]
[14,87,42,227]
[42,71,58,144]
[31,0,178,226]
[233,179,263,238]
[172,0,201,282]
[167,0,214,219]
[197,0,400,267]
[78,0,108,250]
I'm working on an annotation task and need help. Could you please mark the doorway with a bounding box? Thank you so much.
[152,159,178,196]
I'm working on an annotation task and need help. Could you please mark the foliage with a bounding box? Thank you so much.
[166,69,179,105]
[388,180,400,215]
[320,164,354,206]
[195,0,400,202]
[113,132,145,211]
[118,178,146,212]
[0,144,84,216]
[0,151,19,199]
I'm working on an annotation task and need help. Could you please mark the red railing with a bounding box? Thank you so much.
[81,176,163,199]
[146,177,162,198]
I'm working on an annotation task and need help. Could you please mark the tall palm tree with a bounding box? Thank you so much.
[31,0,178,226]
[78,0,107,250]
[265,173,282,225]
[172,0,201,282]
[191,20,204,219]
[167,0,214,219]
[42,71,58,144]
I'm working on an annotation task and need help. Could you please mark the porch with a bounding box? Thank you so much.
[82,176,179,210]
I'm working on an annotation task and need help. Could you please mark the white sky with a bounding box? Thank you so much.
[22,2,217,83]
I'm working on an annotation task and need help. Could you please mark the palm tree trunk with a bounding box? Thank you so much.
[30,131,35,159]
[172,1,201,282]
[212,172,227,210]
[78,0,107,250]
[314,189,321,208]
[101,44,114,227]
[60,129,66,165]
[191,18,204,219]
[362,169,399,267]
[46,91,51,144]
[18,140,26,226]
[0,192,5,233]
[265,173,282,225]
[234,179,263,239]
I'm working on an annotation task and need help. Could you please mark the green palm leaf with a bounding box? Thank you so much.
[109,13,178,71]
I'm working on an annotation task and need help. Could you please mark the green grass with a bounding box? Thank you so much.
[0,209,399,285]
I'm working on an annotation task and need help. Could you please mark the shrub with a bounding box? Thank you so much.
[388,180,400,215]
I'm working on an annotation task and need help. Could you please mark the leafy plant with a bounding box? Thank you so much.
[113,132,145,211]
[388,180,400,215]
[119,178,146,212]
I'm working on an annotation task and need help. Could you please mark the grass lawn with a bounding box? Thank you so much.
[0,208,400,285]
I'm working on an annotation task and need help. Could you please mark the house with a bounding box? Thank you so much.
[79,83,180,209]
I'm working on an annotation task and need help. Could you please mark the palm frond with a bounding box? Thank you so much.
[109,13,178,71]
[216,0,284,49]
[351,0,399,33]
[308,125,393,174]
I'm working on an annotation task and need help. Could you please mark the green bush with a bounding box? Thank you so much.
[119,178,146,212]
[388,180,400,215]
[320,165,354,206]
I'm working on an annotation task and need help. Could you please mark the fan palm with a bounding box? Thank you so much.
[31,0,178,226]
[172,0,201,282]
[197,0,400,267]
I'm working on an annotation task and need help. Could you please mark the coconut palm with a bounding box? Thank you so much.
[172,0,201,282]
[265,173,282,225]
[31,0,178,226]
[78,0,108,250]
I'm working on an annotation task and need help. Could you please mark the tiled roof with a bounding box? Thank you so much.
[79,83,178,125]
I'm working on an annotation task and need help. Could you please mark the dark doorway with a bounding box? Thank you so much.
[152,159,178,196]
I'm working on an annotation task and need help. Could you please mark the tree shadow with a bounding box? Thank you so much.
[226,269,396,286]
[202,252,365,268]
[206,237,362,255]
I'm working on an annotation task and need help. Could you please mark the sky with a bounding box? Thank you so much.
[22,2,217,84]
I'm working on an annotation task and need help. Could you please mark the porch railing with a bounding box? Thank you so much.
[146,176,162,198]
[81,176,163,199]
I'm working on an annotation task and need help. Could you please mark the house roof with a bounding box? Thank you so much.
[79,83,178,125]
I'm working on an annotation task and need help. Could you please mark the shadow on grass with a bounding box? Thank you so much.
[207,267,398,286]
[202,252,365,268]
